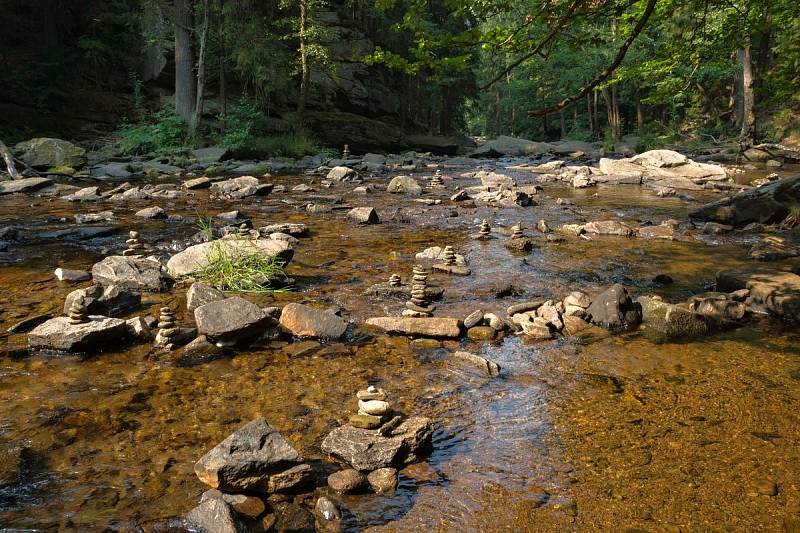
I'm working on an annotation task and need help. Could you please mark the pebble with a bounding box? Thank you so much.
[327,469,366,494]
[356,387,387,401]
[463,309,484,329]
[315,497,341,521]
[367,467,398,494]
[350,413,384,429]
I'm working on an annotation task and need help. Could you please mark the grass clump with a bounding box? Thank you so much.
[192,241,291,293]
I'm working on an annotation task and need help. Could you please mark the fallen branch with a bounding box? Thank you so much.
[0,140,20,180]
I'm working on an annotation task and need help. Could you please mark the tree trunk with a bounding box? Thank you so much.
[190,0,209,136]
[174,0,196,122]
[219,0,227,127]
[593,90,599,134]
[559,108,566,139]
[635,91,644,131]
[298,0,310,116]
[586,93,593,134]
[738,44,756,149]
[602,87,621,141]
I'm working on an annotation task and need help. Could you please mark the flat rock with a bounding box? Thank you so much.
[365,317,462,338]
[260,223,309,236]
[321,416,433,471]
[135,206,166,219]
[0,177,53,195]
[91,256,171,291]
[184,177,212,189]
[167,238,293,277]
[194,297,273,341]
[279,303,347,339]
[194,418,301,493]
[28,316,128,352]
[266,463,314,493]
[717,269,800,322]
[74,211,114,224]
[387,175,422,195]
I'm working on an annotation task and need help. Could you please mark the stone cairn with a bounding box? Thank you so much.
[478,219,491,239]
[429,169,444,188]
[351,385,400,431]
[157,306,179,342]
[441,246,457,266]
[510,222,525,239]
[123,230,145,256]
[388,274,402,287]
[237,223,250,239]
[403,265,435,317]
[67,297,89,325]
[342,144,351,160]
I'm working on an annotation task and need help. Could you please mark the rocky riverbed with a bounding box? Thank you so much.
[0,141,799,531]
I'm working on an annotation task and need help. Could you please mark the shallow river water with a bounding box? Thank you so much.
[0,162,799,531]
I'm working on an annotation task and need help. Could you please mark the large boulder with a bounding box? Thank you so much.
[14,138,86,169]
[470,136,555,158]
[28,316,129,352]
[194,418,302,493]
[598,150,726,184]
[637,296,711,338]
[91,256,172,291]
[186,282,226,312]
[279,303,347,339]
[321,417,433,471]
[194,297,274,342]
[167,238,293,277]
[586,284,641,330]
[690,175,800,226]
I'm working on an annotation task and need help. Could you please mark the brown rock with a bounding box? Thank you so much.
[327,469,366,494]
[367,467,398,494]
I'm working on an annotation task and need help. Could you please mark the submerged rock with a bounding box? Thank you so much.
[194,418,302,493]
[321,416,433,471]
[28,316,128,352]
[451,351,501,377]
[638,296,711,338]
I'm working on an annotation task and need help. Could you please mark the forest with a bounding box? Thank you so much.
[2,0,799,155]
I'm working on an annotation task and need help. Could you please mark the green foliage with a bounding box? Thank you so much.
[232,134,321,159]
[117,106,188,156]
[192,241,290,293]
[218,97,267,151]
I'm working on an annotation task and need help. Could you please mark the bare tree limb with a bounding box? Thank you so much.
[0,140,21,180]
[527,0,658,117]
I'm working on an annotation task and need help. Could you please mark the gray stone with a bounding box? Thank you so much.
[211,176,271,198]
[185,498,247,533]
[184,176,212,189]
[74,211,114,224]
[187,282,226,312]
[327,166,358,181]
[470,136,554,157]
[167,238,293,277]
[28,316,128,352]
[91,256,171,291]
[135,206,166,219]
[64,284,141,317]
[387,175,422,195]
[583,220,636,237]
[279,303,347,340]
[266,463,314,493]
[260,223,309,236]
[321,416,433,471]
[194,418,301,493]
[638,296,711,338]
[586,284,641,330]
[463,310,484,329]
[64,186,101,201]
[194,297,274,341]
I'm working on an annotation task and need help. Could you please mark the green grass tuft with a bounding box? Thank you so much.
[191,241,291,293]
